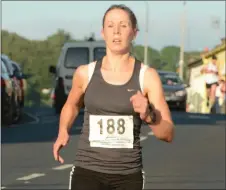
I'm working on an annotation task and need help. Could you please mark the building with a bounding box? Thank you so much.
[186,38,226,114]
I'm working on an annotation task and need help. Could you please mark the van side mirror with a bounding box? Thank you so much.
[49,65,56,74]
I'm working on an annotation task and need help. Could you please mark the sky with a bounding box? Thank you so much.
[2,1,226,51]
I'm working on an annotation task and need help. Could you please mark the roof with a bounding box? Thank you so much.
[187,57,202,68]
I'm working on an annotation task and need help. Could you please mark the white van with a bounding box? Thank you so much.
[49,40,106,113]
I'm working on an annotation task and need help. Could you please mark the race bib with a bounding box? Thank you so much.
[89,115,134,149]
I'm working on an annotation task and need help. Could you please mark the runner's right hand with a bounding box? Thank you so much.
[53,130,69,164]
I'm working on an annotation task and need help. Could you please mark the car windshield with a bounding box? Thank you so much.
[1,60,8,74]
[159,73,183,85]
[64,47,89,68]
[94,47,106,61]
[1,58,13,76]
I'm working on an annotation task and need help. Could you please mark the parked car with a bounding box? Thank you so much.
[49,40,106,114]
[1,59,20,125]
[1,55,22,123]
[158,70,189,111]
[11,61,26,107]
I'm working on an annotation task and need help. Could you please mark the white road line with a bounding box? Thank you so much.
[10,112,40,127]
[52,164,74,170]
[23,112,40,124]
[140,136,147,141]
[148,131,154,136]
[1,187,6,189]
[16,173,45,181]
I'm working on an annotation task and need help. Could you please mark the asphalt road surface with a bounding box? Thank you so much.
[1,106,226,189]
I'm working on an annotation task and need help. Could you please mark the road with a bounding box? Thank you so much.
[1,106,226,189]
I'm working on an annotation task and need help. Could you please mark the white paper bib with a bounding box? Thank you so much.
[89,115,134,149]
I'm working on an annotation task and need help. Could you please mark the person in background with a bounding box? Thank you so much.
[214,79,226,114]
[219,62,225,81]
[201,55,219,109]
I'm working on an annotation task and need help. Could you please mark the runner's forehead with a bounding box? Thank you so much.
[104,9,132,24]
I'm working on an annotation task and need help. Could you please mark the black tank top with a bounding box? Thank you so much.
[74,58,144,174]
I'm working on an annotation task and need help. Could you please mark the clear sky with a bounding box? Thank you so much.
[2,1,225,51]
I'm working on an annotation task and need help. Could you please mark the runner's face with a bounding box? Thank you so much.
[101,9,137,54]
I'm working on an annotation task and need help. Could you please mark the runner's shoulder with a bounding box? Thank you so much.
[141,65,162,92]
[74,64,88,79]
[73,62,96,81]
[141,64,160,81]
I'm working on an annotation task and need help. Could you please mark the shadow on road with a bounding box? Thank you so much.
[1,106,225,144]
[1,106,84,144]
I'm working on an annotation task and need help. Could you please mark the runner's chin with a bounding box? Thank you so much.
[109,42,130,54]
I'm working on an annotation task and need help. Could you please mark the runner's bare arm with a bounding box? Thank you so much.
[58,65,88,134]
[143,68,174,142]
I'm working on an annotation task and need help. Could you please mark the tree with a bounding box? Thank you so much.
[160,46,180,72]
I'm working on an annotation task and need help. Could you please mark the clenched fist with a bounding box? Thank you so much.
[130,90,150,120]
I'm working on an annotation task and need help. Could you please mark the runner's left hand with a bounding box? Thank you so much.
[130,90,149,120]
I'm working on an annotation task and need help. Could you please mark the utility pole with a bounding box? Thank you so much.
[179,1,186,80]
[144,1,149,65]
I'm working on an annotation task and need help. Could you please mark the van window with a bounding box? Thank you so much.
[64,47,89,68]
[94,47,106,61]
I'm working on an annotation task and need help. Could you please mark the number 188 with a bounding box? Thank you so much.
[97,118,125,135]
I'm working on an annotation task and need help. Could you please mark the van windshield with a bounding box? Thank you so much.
[94,47,106,61]
[64,47,89,68]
